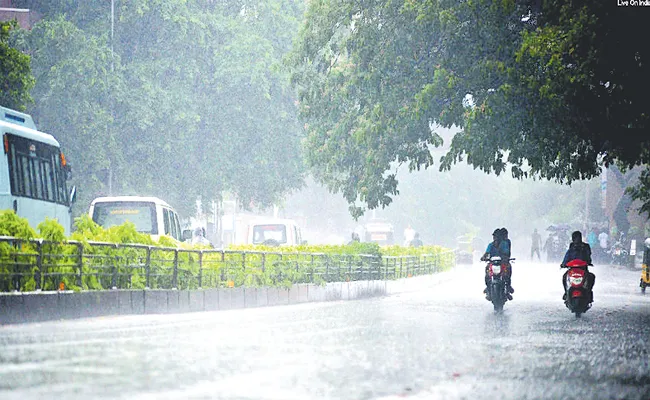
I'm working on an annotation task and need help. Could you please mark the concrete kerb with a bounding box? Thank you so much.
[278,287,290,305]
[307,284,326,302]
[118,290,132,315]
[204,289,219,311]
[341,282,350,300]
[0,294,24,324]
[217,288,232,310]
[289,284,309,304]
[79,291,119,318]
[167,290,181,313]
[144,290,168,314]
[55,291,82,320]
[255,287,269,307]
[131,290,145,314]
[325,282,343,301]
[267,287,280,306]
[189,290,205,312]
[0,274,442,325]
[230,287,246,309]
[23,292,58,322]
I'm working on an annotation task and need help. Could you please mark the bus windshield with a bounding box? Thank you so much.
[252,224,287,244]
[92,202,158,234]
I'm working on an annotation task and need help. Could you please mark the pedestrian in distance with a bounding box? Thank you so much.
[598,230,609,263]
[348,232,360,245]
[409,232,423,248]
[531,228,542,261]
[403,224,415,246]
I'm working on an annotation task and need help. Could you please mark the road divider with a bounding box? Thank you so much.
[0,279,403,324]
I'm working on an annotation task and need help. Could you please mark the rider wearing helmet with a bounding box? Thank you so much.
[481,228,513,301]
[500,228,511,257]
[641,238,650,291]
[561,230,595,302]
[500,227,514,294]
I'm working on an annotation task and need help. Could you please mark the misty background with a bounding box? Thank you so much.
[284,126,606,251]
[3,1,609,251]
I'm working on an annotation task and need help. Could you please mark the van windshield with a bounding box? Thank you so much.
[252,224,287,244]
[92,202,158,234]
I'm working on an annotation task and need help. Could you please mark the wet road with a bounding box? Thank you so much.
[0,262,648,400]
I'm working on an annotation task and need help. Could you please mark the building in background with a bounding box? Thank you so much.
[0,0,38,29]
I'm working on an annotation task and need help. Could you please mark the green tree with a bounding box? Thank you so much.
[290,0,649,218]
[0,20,34,110]
[17,16,121,216]
[16,0,307,219]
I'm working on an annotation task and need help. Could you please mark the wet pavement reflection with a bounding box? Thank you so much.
[1,262,648,399]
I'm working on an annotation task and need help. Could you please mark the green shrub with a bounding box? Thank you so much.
[0,211,456,292]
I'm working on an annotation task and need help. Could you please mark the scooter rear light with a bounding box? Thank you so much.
[569,276,584,286]
[572,290,582,298]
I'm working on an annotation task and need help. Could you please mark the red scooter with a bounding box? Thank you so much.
[561,259,593,318]
[483,256,515,312]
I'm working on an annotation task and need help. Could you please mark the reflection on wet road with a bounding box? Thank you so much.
[1,262,649,399]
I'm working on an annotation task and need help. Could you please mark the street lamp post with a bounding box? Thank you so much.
[107,0,115,194]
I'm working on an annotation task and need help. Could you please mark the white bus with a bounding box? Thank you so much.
[0,106,75,234]
[246,217,305,247]
[88,196,183,243]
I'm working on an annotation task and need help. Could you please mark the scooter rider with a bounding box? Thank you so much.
[561,230,595,302]
[500,227,514,293]
[481,229,513,301]
[641,238,650,291]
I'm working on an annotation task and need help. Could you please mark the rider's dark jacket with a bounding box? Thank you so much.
[562,242,592,266]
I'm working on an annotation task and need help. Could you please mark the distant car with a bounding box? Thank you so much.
[364,219,395,245]
[456,250,473,264]
[88,196,183,243]
[246,218,305,247]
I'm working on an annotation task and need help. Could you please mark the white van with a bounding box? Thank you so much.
[88,196,183,242]
[246,218,305,247]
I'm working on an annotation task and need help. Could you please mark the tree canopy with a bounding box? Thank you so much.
[0,20,34,110]
[290,0,649,218]
[10,0,306,217]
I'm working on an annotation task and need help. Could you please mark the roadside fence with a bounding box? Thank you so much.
[0,236,456,292]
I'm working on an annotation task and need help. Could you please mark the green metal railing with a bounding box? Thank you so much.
[0,236,455,292]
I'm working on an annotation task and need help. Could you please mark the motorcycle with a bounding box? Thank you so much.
[561,259,593,318]
[608,241,629,265]
[484,255,514,312]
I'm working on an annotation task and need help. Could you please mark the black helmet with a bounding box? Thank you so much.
[572,231,582,242]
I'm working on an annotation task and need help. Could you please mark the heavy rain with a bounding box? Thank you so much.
[0,1,649,399]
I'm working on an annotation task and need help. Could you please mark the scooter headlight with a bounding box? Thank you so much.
[491,264,502,275]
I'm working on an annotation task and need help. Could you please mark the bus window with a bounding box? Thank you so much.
[91,202,157,234]
[172,212,182,240]
[252,224,287,244]
[163,208,171,236]
[167,209,178,239]
[6,134,68,206]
